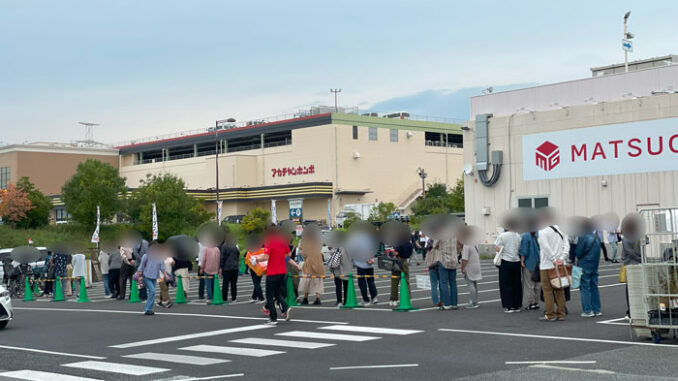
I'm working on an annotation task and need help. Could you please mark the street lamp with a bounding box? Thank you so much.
[417,167,428,197]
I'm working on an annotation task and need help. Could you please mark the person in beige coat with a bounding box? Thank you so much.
[298,235,325,305]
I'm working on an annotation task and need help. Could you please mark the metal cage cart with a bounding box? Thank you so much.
[628,208,678,343]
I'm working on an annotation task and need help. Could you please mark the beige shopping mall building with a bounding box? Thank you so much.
[116,112,464,224]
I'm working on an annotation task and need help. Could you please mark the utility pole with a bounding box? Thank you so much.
[330,89,341,112]
[623,11,634,72]
[417,167,428,197]
[214,121,220,203]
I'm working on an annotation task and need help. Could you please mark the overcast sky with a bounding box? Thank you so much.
[1,1,675,145]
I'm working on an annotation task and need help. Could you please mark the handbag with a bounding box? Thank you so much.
[328,249,342,269]
[531,264,541,282]
[571,265,582,289]
[619,265,627,283]
[548,264,572,289]
[493,247,503,267]
[377,256,402,272]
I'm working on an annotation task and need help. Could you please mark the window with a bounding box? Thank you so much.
[263,130,292,148]
[447,133,463,148]
[55,207,71,222]
[368,127,378,141]
[517,196,549,209]
[389,128,398,142]
[0,167,9,189]
[352,125,358,140]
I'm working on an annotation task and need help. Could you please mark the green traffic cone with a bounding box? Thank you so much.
[23,277,35,302]
[175,274,187,304]
[129,278,141,303]
[211,275,225,305]
[76,277,90,303]
[285,275,297,307]
[53,276,65,302]
[239,257,246,275]
[395,272,416,311]
[32,281,40,295]
[340,273,361,309]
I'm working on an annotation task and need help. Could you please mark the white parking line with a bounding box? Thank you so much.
[0,345,106,360]
[439,328,678,347]
[319,325,423,335]
[172,374,244,381]
[530,364,615,374]
[123,352,230,365]
[330,364,419,370]
[62,361,169,376]
[0,370,103,381]
[230,338,335,349]
[277,331,380,342]
[180,345,285,357]
[506,360,597,365]
[110,325,271,349]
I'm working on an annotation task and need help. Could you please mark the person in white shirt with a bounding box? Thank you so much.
[71,253,87,297]
[98,250,111,297]
[495,227,523,313]
[537,224,570,321]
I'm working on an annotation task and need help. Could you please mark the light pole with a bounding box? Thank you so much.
[417,167,428,197]
[330,89,342,112]
[214,121,220,204]
[623,11,634,72]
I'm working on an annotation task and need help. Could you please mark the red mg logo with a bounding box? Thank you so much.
[536,141,560,171]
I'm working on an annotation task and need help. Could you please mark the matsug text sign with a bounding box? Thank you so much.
[522,118,678,181]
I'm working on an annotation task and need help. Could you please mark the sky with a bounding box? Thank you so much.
[1,1,676,145]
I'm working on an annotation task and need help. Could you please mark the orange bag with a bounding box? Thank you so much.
[246,248,268,277]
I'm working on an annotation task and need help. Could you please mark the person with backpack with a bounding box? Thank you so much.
[537,220,570,322]
[519,231,541,311]
[574,221,603,317]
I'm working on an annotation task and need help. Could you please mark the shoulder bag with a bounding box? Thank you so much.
[493,247,503,267]
[548,263,572,289]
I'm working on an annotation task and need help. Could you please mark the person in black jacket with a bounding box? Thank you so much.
[219,237,240,302]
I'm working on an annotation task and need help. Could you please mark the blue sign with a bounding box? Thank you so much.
[622,39,633,52]
[290,208,302,218]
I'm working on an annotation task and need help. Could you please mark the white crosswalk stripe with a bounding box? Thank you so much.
[62,361,170,376]
[318,325,423,335]
[229,337,336,349]
[0,370,103,381]
[276,331,380,342]
[180,345,285,357]
[123,352,230,365]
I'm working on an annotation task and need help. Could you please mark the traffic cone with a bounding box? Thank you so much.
[239,257,246,275]
[175,274,187,304]
[340,273,361,309]
[395,272,415,311]
[129,279,141,303]
[76,277,90,303]
[23,278,35,302]
[211,275,225,305]
[53,277,65,302]
[285,275,297,307]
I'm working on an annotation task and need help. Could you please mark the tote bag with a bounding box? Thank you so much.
[571,265,582,289]
[493,247,503,267]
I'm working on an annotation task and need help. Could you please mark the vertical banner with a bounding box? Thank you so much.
[271,200,277,225]
[327,199,332,230]
[289,198,303,224]
[90,205,100,243]
[217,201,223,226]
[152,203,158,241]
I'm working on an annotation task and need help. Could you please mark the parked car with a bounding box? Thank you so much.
[0,284,13,328]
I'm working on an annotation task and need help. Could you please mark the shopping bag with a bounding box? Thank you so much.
[548,264,572,289]
[619,265,627,283]
[571,265,582,289]
[493,247,503,267]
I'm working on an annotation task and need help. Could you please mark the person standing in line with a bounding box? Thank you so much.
[538,220,570,322]
[607,230,620,263]
[42,251,55,297]
[574,222,602,317]
[108,247,121,299]
[330,246,352,307]
[260,227,293,325]
[136,242,170,316]
[157,255,175,308]
[197,241,206,300]
[132,239,149,301]
[425,239,443,308]
[354,255,378,306]
[298,233,325,305]
[71,253,86,298]
[52,251,69,297]
[461,242,481,309]
[595,229,611,262]
[98,249,111,298]
[389,237,414,307]
[430,237,458,310]
[172,257,192,299]
[200,241,221,304]
[286,237,302,300]
[219,236,240,303]
[519,231,541,311]
[495,225,523,313]
[622,236,642,318]
[118,245,135,300]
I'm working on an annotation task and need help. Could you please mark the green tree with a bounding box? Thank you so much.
[411,180,465,219]
[126,173,211,240]
[15,177,53,229]
[61,159,126,227]
[342,211,361,229]
[368,202,398,222]
[241,207,271,233]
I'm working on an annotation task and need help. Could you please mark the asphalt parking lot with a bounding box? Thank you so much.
[1,259,677,380]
